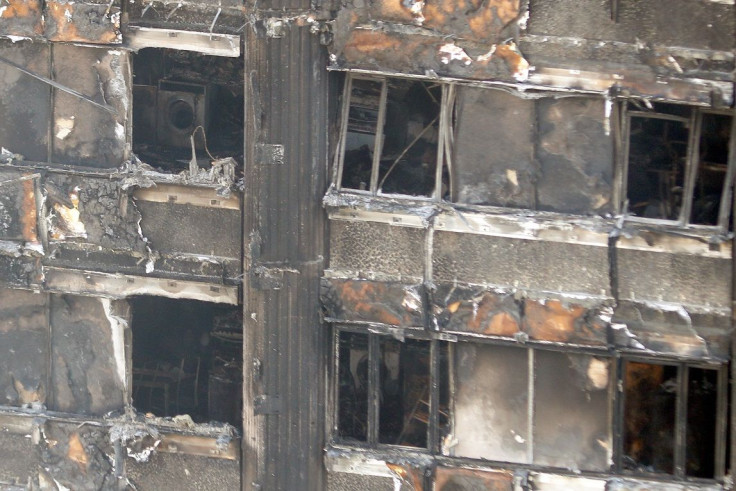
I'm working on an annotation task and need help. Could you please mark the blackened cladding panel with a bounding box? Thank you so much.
[329,220,425,277]
[0,432,39,485]
[51,45,128,168]
[126,452,241,491]
[0,40,50,162]
[452,87,536,208]
[433,231,611,296]
[533,351,611,471]
[136,201,242,258]
[0,288,48,408]
[49,295,125,415]
[528,0,734,52]
[536,97,613,215]
[452,343,529,463]
[617,248,731,309]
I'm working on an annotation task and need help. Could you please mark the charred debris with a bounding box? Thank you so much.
[0,0,734,490]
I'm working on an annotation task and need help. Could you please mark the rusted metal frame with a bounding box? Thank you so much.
[714,365,728,480]
[369,79,388,196]
[716,107,736,230]
[674,363,687,478]
[679,110,702,226]
[367,333,380,444]
[333,74,351,190]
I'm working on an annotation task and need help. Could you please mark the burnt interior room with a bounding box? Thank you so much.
[337,331,449,448]
[130,296,243,428]
[340,77,447,198]
[132,48,244,173]
[626,102,733,226]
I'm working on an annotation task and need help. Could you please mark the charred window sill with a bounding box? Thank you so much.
[325,445,727,489]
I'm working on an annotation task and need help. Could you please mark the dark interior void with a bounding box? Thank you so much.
[627,103,732,225]
[131,296,242,428]
[132,48,244,173]
[340,78,446,197]
[337,331,449,447]
[623,362,719,478]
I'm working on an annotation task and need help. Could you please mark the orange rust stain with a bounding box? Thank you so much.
[386,463,424,490]
[493,43,530,78]
[485,311,519,336]
[372,0,416,23]
[344,30,404,55]
[46,2,119,44]
[0,0,43,35]
[20,176,38,243]
[449,292,519,337]
[0,0,42,19]
[337,280,404,326]
[523,299,585,343]
[423,0,519,40]
[435,466,514,491]
[67,432,89,473]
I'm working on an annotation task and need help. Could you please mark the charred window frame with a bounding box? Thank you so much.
[334,74,455,199]
[333,326,450,452]
[618,102,735,230]
[332,332,729,481]
[616,357,728,481]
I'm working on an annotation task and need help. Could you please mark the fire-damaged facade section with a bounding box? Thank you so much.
[323,0,735,488]
[0,0,733,489]
[0,1,245,489]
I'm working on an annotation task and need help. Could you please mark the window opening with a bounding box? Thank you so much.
[335,328,449,449]
[622,102,733,229]
[132,48,244,173]
[130,296,242,429]
[621,360,726,479]
[336,75,451,199]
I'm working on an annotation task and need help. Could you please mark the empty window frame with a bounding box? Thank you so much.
[619,359,728,480]
[334,74,455,199]
[334,327,450,450]
[621,102,735,229]
[333,335,729,481]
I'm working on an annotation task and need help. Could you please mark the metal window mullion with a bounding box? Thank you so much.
[612,355,624,472]
[674,364,688,478]
[714,365,728,480]
[679,110,702,224]
[428,339,440,453]
[367,334,381,444]
[527,348,534,464]
[717,109,736,230]
[369,80,388,195]
[620,108,632,215]
[334,75,353,190]
[434,85,447,202]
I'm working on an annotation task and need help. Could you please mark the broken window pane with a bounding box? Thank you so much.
[453,344,529,462]
[341,78,381,191]
[377,80,440,197]
[627,114,689,220]
[623,362,677,474]
[337,331,369,441]
[533,351,611,472]
[379,338,430,448]
[691,113,732,226]
[131,297,242,428]
[686,368,718,478]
